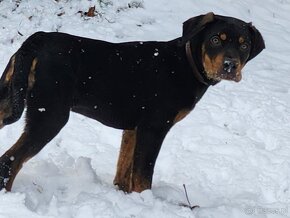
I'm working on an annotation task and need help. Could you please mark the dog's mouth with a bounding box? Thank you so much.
[203,53,244,82]
[208,69,242,82]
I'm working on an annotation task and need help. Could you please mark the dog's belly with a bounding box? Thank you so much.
[71,96,139,130]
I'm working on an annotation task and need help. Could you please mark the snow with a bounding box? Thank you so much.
[38,108,46,112]
[0,0,290,217]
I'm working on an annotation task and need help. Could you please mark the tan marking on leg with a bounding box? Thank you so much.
[0,111,4,121]
[114,129,137,193]
[4,56,15,83]
[131,173,151,193]
[5,163,21,191]
[173,109,191,124]
[28,58,38,89]
[0,98,13,128]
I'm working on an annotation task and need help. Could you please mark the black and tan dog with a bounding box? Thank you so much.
[0,13,264,193]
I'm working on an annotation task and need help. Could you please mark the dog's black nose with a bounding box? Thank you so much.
[223,57,238,73]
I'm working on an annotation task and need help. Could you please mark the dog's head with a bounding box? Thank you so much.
[182,12,265,82]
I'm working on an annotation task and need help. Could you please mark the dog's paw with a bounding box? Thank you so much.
[114,180,132,193]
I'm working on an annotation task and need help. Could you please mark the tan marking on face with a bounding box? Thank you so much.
[202,47,225,80]
[114,129,137,193]
[28,58,38,89]
[239,36,245,44]
[220,33,227,41]
[4,56,15,83]
[234,63,245,82]
[202,45,245,82]
[0,111,4,128]
[174,109,191,124]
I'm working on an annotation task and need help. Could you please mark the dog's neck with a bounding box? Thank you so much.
[185,41,219,86]
[185,41,208,85]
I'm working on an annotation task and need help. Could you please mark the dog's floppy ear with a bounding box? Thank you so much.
[181,12,215,45]
[247,23,265,61]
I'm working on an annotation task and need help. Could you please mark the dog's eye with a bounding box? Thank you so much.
[240,43,249,51]
[210,36,221,46]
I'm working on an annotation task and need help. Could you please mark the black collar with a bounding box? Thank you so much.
[185,41,209,86]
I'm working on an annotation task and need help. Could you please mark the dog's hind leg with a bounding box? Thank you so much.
[0,99,70,191]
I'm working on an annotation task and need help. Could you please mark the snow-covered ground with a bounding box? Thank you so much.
[0,0,290,217]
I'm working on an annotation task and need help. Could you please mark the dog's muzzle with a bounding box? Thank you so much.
[223,57,239,74]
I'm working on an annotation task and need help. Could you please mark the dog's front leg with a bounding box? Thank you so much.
[130,123,171,193]
[114,123,170,193]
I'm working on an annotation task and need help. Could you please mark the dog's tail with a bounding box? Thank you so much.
[0,48,36,128]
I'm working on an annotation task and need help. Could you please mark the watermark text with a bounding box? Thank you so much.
[244,206,288,216]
